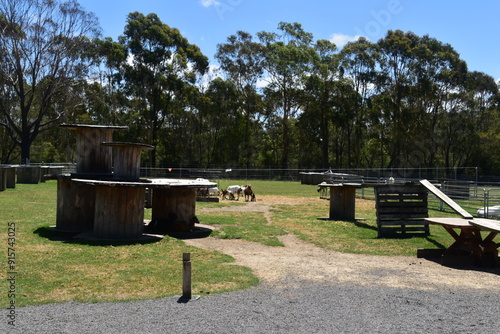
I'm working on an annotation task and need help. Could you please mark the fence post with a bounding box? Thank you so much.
[182,252,192,300]
[484,189,490,218]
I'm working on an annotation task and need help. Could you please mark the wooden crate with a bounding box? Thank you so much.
[375,184,429,238]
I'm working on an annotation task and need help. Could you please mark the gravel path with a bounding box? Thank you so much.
[8,280,500,333]
[6,197,500,333]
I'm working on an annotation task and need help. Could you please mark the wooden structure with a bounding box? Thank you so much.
[374,184,429,238]
[420,179,473,218]
[16,165,41,184]
[323,183,360,221]
[151,183,198,232]
[419,181,499,265]
[102,142,153,180]
[0,165,18,190]
[0,166,7,191]
[56,124,128,232]
[424,217,499,265]
[72,179,148,239]
[74,141,153,239]
[60,124,128,176]
[56,175,96,232]
[56,123,216,239]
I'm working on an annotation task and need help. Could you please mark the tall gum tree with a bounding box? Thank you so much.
[0,0,101,164]
[215,31,264,168]
[257,22,316,169]
[118,12,208,167]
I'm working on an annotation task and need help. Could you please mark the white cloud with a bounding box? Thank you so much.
[329,33,365,48]
[200,0,220,7]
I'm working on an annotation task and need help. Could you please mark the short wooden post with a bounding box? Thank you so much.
[182,253,192,300]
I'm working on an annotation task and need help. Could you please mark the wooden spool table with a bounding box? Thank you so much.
[74,142,154,239]
[319,183,361,221]
[56,124,127,232]
[72,179,150,239]
[72,178,216,239]
[60,124,128,175]
[150,179,216,233]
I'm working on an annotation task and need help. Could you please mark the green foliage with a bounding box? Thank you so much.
[3,7,499,172]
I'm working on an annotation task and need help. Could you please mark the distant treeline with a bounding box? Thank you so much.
[1,2,499,174]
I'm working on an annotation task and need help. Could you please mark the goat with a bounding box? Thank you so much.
[226,185,243,200]
[243,185,254,202]
[221,188,236,200]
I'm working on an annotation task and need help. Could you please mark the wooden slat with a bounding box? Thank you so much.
[419,179,473,219]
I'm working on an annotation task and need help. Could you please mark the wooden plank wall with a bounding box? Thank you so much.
[375,184,429,238]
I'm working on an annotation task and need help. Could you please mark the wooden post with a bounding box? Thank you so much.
[182,253,192,300]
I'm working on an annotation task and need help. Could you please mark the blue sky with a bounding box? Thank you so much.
[79,0,500,80]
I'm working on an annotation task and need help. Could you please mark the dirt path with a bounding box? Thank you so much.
[186,196,500,292]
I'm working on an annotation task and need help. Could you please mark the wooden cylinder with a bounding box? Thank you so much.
[56,176,95,232]
[60,124,128,175]
[93,186,146,239]
[0,168,6,191]
[152,187,197,232]
[16,165,41,184]
[102,142,153,180]
[329,185,356,221]
[5,166,17,188]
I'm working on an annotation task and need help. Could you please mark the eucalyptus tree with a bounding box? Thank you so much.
[0,0,101,164]
[215,31,264,168]
[374,30,468,171]
[257,22,317,169]
[197,77,245,166]
[339,37,380,167]
[298,39,340,168]
[438,71,498,170]
[118,12,208,166]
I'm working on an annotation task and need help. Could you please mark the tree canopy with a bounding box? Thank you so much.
[1,4,499,176]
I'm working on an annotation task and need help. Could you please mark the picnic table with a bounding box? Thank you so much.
[425,217,499,265]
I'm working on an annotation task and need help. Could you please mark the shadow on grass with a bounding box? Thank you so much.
[33,226,163,247]
[353,219,378,232]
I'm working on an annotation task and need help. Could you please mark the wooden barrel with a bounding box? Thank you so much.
[16,165,41,184]
[5,166,17,188]
[60,124,128,174]
[152,187,197,232]
[93,186,146,239]
[102,142,153,180]
[0,168,6,191]
[56,176,96,232]
[329,184,357,221]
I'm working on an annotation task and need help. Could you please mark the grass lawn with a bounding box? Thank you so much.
[0,179,463,307]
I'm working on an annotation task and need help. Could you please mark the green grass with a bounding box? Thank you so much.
[214,179,320,198]
[269,200,459,256]
[0,182,258,307]
[201,212,287,246]
[0,179,471,307]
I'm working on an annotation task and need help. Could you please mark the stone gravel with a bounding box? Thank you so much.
[6,280,500,334]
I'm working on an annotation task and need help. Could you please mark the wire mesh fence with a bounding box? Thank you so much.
[29,163,500,219]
